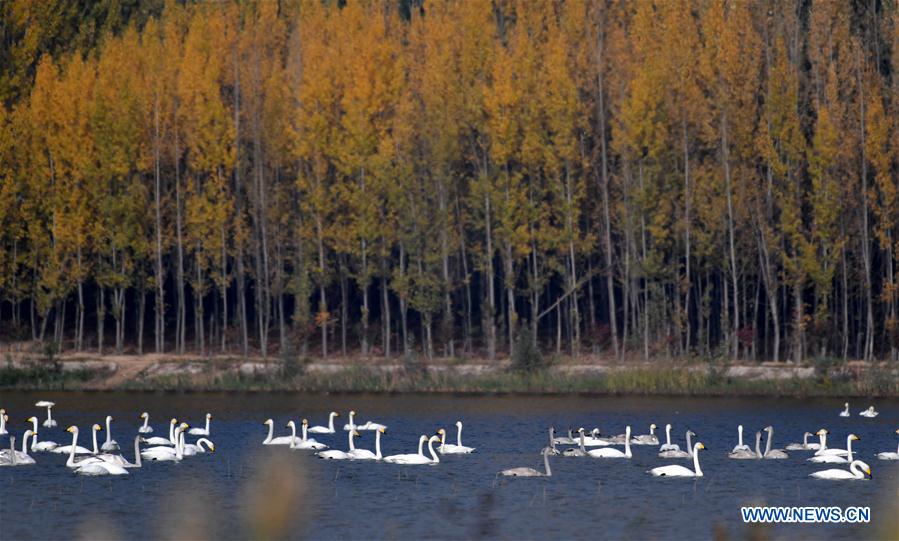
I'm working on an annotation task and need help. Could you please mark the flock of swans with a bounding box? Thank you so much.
[260,410,474,465]
[0,400,893,483]
[497,402,892,480]
[0,402,215,475]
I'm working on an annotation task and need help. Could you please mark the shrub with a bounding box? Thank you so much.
[512,326,545,373]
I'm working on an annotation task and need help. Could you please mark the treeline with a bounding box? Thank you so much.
[1,0,898,363]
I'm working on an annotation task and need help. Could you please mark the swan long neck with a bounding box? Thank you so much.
[820,432,827,450]
[803,433,809,446]
[67,430,78,467]
[665,425,672,445]
[176,430,184,460]
[105,418,113,445]
[21,433,29,454]
[543,451,551,476]
[846,436,854,461]
[46,408,52,423]
[328,413,335,432]
[30,417,38,434]
[92,428,99,454]
[624,427,632,458]
[579,431,586,452]
[375,431,382,459]
[301,423,308,442]
[204,416,210,432]
[456,424,463,446]
[133,436,142,467]
[264,422,274,444]
[417,436,425,456]
[0,415,5,433]
[692,445,702,476]
[755,432,762,458]
[169,421,176,444]
[764,429,773,456]
[650,425,655,437]
[427,438,439,463]
[348,430,355,451]
[10,437,16,465]
[686,431,693,457]
[288,423,297,445]
[738,425,744,446]
[141,416,149,430]
[440,430,446,446]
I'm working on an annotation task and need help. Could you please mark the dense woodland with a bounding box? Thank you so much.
[2,0,899,363]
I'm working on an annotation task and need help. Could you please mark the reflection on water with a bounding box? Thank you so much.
[0,392,896,540]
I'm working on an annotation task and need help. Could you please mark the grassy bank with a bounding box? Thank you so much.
[0,362,103,390]
[114,364,899,397]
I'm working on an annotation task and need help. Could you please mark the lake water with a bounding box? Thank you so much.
[0,391,896,540]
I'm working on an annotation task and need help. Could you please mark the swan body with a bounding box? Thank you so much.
[553,428,576,445]
[308,412,339,434]
[141,426,185,461]
[810,460,871,480]
[786,432,819,451]
[64,426,114,468]
[731,425,750,453]
[813,430,851,456]
[583,429,612,446]
[357,421,387,431]
[0,437,17,466]
[659,430,694,458]
[142,419,177,446]
[729,431,761,459]
[92,436,143,468]
[875,429,899,460]
[262,419,296,445]
[631,424,659,445]
[36,401,57,428]
[588,426,632,458]
[348,428,384,460]
[659,424,680,452]
[73,461,129,476]
[138,412,154,434]
[839,402,850,417]
[188,413,212,436]
[859,406,878,418]
[809,434,857,464]
[650,442,706,477]
[501,448,552,477]
[26,417,58,451]
[101,415,119,452]
[289,420,328,451]
[762,426,788,459]
[317,430,360,460]
[438,421,475,454]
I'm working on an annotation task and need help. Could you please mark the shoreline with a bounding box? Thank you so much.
[1,353,897,397]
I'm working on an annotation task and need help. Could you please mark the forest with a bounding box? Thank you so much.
[0,0,898,364]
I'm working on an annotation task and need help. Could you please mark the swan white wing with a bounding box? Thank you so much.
[187,428,209,436]
[32,441,59,451]
[293,440,328,450]
[500,467,542,477]
[317,450,352,460]
[439,444,475,454]
[383,453,431,464]
[101,441,120,452]
[588,448,626,458]
[728,450,756,459]
[264,436,295,446]
[138,426,154,434]
[347,449,378,460]
[658,449,690,458]
[52,445,92,455]
[809,469,855,479]
[658,443,680,452]
[141,437,173,446]
[75,461,128,476]
[649,464,695,477]
[875,452,898,460]
[732,444,751,453]
[307,426,332,434]
[808,454,847,464]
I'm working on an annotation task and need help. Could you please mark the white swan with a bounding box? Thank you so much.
[500,447,552,477]
[35,401,57,428]
[182,438,215,456]
[64,427,110,468]
[0,409,7,435]
[814,429,852,456]
[0,437,17,466]
[308,412,339,434]
[142,418,178,446]
[383,435,429,464]
[95,435,143,468]
[583,428,611,447]
[342,410,358,431]
[588,426,632,458]
[762,426,788,459]
[732,425,750,453]
[138,412,154,434]
[875,429,899,460]
[141,425,186,461]
[809,434,857,464]
[188,413,212,436]
[289,420,328,451]
[650,442,706,477]
[810,460,871,480]
[65,432,132,476]
[357,420,388,431]
[101,415,119,452]
[543,427,560,455]
[659,423,680,452]
[348,428,384,460]
[0,430,36,464]
[262,419,296,445]
[729,431,760,459]
[659,430,694,458]
[26,416,58,451]
[383,434,440,464]
[839,402,850,417]
[786,432,819,451]
[631,424,659,445]
[438,421,475,454]
[317,430,360,460]
[859,406,878,418]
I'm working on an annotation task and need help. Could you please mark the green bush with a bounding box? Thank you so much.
[512,327,545,373]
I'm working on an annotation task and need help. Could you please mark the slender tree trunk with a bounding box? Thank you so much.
[154,91,165,354]
[721,113,740,359]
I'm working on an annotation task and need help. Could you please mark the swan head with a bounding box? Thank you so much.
[695,442,706,451]
[849,434,860,441]
[263,419,273,426]
[816,428,829,436]
[180,423,190,430]
[853,461,873,478]
[27,416,37,424]
[379,427,386,434]
[349,410,356,416]
[456,421,462,428]
[170,418,178,425]
[302,419,309,425]
[92,424,102,432]
[764,425,773,432]
[591,428,600,436]
[665,423,672,430]
[352,430,360,437]
[107,415,114,423]
[428,435,441,444]
[140,412,149,419]
[332,411,340,417]
[650,423,657,430]
[577,427,585,434]
[66,426,78,434]
[206,413,212,420]
[437,428,446,436]
[804,431,813,437]
[895,429,899,435]
[286,421,295,429]
[845,402,849,407]
[0,409,4,415]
